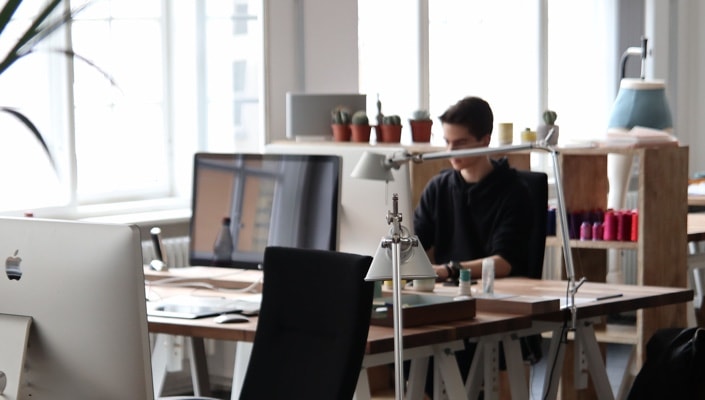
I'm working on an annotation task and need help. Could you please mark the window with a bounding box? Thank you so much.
[359,0,617,147]
[0,0,263,215]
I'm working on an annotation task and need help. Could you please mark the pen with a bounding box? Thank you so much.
[596,293,623,301]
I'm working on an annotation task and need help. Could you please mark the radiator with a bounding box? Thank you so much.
[141,236,190,269]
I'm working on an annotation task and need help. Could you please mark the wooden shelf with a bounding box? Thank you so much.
[545,236,639,250]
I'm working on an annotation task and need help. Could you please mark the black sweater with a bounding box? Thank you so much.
[413,158,531,277]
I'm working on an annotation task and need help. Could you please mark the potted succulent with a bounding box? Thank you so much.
[1,0,108,166]
[537,110,559,145]
[330,106,352,141]
[379,114,402,143]
[350,110,371,143]
[409,109,433,142]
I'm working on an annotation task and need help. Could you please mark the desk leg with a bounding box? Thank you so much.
[542,325,567,400]
[575,322,614,400]
[482,341,500,400]
[151,334,169,398]
[230,341,252,400]
[503,334,528,400]
[187,337,212,397]
[466,341,484,399]
[433,344,467,400]
[408,356,429,400]
[353,368,372,400]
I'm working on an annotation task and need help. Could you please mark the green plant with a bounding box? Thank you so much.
[351,110,369,125]
[543,110,558,125]
[1,0,111,166]
[411,109,431,121]
[382,115,401,125]
[331,106,351,124]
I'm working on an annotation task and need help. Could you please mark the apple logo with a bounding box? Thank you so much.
[6,249,22,281]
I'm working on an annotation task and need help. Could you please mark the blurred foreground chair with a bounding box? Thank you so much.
[238,246,374,400]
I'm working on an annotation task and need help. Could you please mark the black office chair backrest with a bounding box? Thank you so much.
[517,170,548,280]
[239,246,374,400]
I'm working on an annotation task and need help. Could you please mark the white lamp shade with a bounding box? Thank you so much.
[608,78,672,133]
[350,151,395,181]
[365,236,437,281]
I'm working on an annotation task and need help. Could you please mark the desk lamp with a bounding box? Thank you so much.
[352,133,584,399]
[356,192,436,400]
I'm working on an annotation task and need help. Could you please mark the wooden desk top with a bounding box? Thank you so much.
[146,273,691,355]
[488,278,693,321]
[147,291,531,355]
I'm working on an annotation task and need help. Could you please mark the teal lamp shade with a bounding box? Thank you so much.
[607,78,672,133]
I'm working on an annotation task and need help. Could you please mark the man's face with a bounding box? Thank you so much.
[442,123,490,171]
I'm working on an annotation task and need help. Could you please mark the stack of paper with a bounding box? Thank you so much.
[601,126,679,147]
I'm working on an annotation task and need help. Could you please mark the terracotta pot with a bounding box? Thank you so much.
[331,124,351,142]
[350,124,371,143]
[380,124,402,143]
[410,119,433,142]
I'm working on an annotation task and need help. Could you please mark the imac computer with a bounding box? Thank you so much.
[188,153,342,270]
[0,217,153,400]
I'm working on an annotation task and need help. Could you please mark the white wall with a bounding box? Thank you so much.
[266,0,705,175]
[264,0,360,145]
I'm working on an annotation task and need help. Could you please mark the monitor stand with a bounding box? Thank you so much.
[0,314,32,399]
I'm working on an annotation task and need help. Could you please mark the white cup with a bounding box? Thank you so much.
[497,122,513,145]
[413,278,435,292]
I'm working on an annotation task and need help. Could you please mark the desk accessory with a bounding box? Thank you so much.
[481,258,495,295]
[150,226,169,271]
[371,293,474,327]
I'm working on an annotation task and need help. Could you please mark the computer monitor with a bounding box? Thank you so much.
[265,143,415,257]
[0,217,153,400]
[189,153,341,270]
[286,93,367,140]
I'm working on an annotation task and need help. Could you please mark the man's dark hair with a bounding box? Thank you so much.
[438,96,494,141]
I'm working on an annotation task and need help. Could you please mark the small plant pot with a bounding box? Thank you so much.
[410,120,433,142]
[351,124,372,143]
[331,124,352,142]
[380,125,402,143]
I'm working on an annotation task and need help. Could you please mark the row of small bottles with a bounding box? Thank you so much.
[547,208,639,241]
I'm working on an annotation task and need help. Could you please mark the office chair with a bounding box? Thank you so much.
[516,170,549,364]
[238,246,374,400]
[517,170,549,279]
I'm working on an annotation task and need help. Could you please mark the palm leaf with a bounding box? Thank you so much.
[1,106,55,169]
[0,0,92,76]
[0,0,23,38]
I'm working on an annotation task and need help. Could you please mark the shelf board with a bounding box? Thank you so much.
[542,322,637,345]
[545,236,639,250]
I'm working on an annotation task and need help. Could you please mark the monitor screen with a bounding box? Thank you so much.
[189,153,341,269]
[265,143,414,257]
[286,93,367,140]
[0,217,153,400]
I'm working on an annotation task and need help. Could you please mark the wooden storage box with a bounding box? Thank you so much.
[371,294,475,327]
